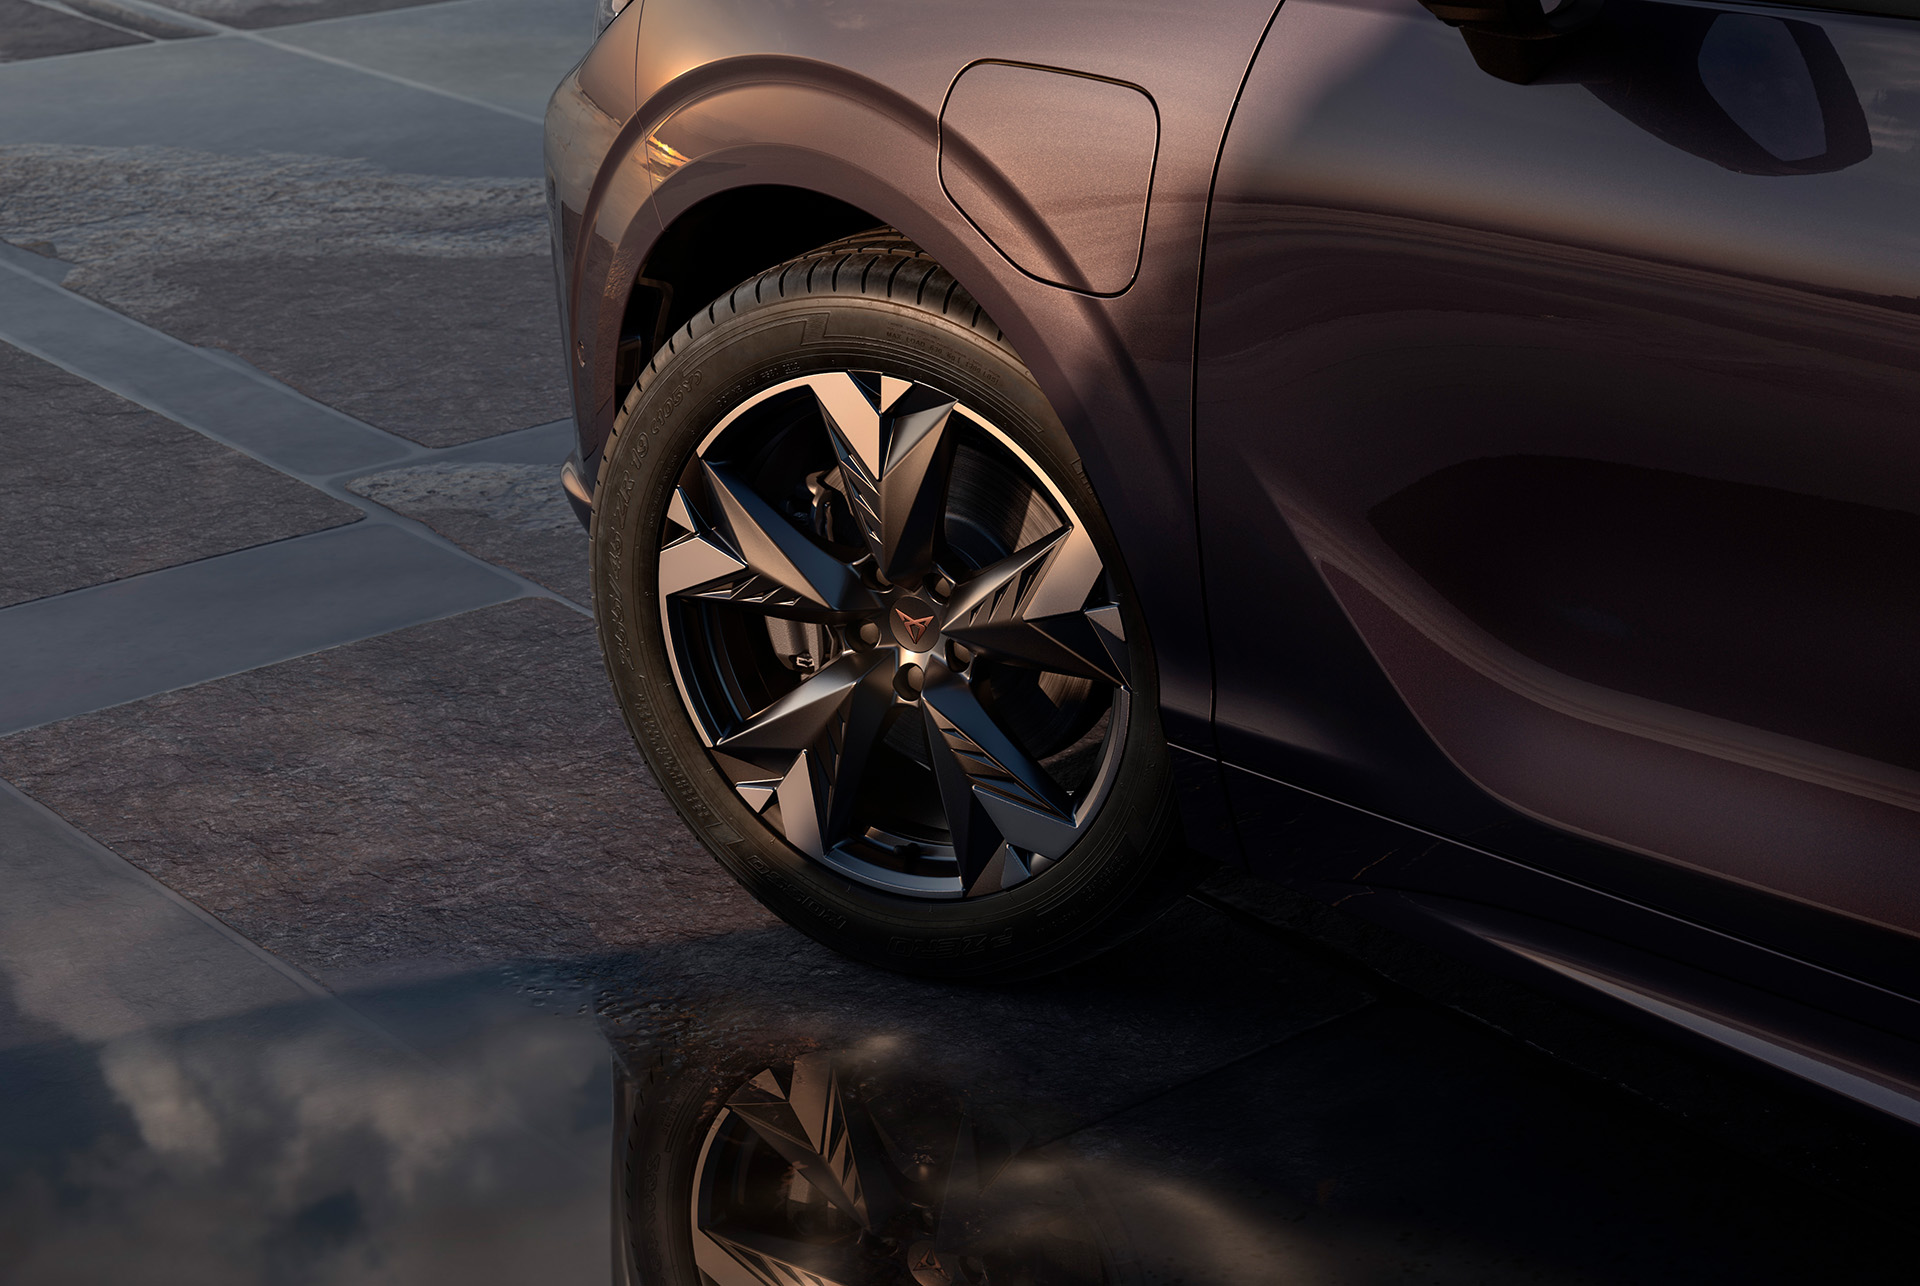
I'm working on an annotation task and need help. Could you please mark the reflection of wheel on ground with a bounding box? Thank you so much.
[617,1049,1132,1286]
[592,231,1194,980]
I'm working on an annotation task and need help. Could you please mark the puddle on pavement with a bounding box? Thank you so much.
[2,955,1910,1285]
[0,973,609,1284]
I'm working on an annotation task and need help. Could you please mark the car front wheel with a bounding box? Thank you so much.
[591,231,1192,980]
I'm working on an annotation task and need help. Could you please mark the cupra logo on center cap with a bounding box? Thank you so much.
[895,607,935,645]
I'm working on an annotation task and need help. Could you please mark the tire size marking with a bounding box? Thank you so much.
[887,931,1015,959]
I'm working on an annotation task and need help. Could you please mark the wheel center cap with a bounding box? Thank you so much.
[888,596,941,651]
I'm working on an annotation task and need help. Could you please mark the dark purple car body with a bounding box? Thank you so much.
[547,0,1920,1124]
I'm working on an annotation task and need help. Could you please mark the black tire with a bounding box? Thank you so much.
[591,230,1194,982]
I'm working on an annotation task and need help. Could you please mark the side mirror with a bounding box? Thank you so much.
[1422,0,1872,176]
[1418,0,1603,85]
[1579,5,1872,176]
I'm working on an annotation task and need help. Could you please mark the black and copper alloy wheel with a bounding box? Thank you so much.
[662,368,1129,899]
[593,232,1188,979]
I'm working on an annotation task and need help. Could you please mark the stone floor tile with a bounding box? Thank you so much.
[0,145,567,445]
[0,0,148,63]
[0,599,767,979]
[0,38,543,177]
[154,0,451,29]
[0,340,358,608]
[348,461,589,604]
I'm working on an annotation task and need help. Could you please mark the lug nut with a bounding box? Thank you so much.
[949,643,972,671]
[858,622,880,646]
[898,663,924,696]
[932,574,954,598]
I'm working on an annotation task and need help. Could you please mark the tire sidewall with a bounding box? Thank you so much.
[592,288,1174,979]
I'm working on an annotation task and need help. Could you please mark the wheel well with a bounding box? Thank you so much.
[617,186,883,401]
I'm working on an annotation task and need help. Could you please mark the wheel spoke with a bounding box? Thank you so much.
[921,670,1082,870]
[721,1058,899,1231]
[694,1225,865,1286]
[716,654,894,856]
[942,527,1127,684]
[677,464,874,621]
[813,373,958,587]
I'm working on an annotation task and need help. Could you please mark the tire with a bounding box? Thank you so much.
[591,229,1193,981]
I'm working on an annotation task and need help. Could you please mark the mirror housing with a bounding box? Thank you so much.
[1418,0,1602,84]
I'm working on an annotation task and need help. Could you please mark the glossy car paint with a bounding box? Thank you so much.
[1198,0,1920,1022]
[547,0,1920,1116]
[939,61,1160,294]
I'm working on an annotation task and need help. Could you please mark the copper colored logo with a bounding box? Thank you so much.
[895,607,935,645]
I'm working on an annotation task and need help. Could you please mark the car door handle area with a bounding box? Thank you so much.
[1420,0,1871,175]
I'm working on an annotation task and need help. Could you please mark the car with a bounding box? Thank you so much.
[547,0,1920,1125]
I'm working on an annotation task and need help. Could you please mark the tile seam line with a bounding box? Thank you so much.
[0,511,590,628]
[0,776,594,1164]
[0,511,364,615]
[86,0,547,125]
[0,258,424,471]
[0,776,336,1000]
[21,0,166,46]
[0,580,526,739]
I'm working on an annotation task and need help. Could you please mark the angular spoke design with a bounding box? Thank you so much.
[813,372,958,586]
[715,653,895,858]
[657,370,1130,899]
[688,1056,1060,1286]
[942,526,1127,684]
[663,469,876,621]
[922,670,1082,882]
[694,1225,864,1286]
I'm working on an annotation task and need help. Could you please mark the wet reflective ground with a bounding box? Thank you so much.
[0,1,1916,1281]
[5,873,1916,1284]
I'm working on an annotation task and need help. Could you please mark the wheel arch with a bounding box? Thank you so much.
[570,64,1136,485]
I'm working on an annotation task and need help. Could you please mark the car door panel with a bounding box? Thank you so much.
[1198,0,1920,979]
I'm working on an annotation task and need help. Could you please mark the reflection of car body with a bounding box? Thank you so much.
[549,0,1920,1122]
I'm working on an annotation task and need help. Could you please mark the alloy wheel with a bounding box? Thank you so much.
[656,371,1131,900]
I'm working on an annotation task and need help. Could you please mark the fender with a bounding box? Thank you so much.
[557,0,1286,750]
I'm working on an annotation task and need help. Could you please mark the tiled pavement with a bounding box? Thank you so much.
[0,2,1914,1281]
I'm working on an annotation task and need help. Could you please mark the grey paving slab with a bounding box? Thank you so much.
[348,461,589,603]
[0,34,543,176]
[0,236,71,284]
[426,415,573,466]
[0,145,568,445]
[0,779,321,1051]
[141,250,571,445]
[0,521,522,735]
[0,341,360,609]
[0,254,419,476]
[268,0,598,120]
[0,785,609,1282]
[0,599,770,979]
[154,0,446,28]
[0,0,149,62]
[61,0,209,39]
